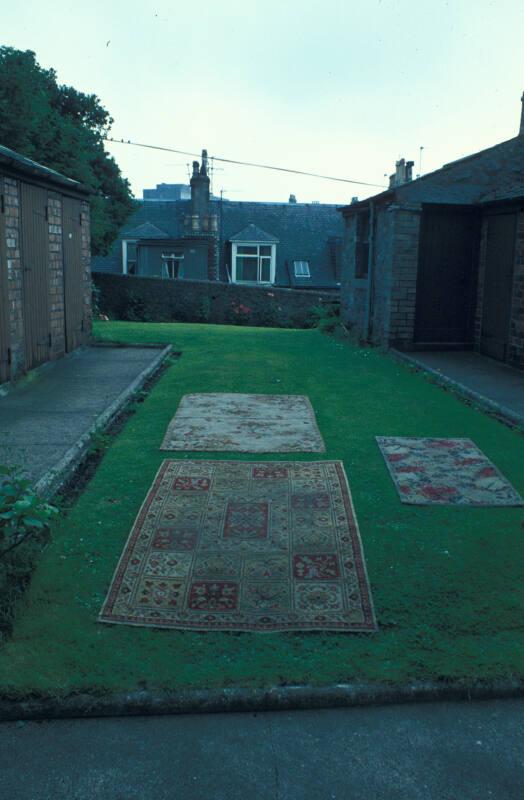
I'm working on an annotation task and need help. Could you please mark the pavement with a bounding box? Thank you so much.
[1,699,523,799]
[395,350,524,426]
[0,344,170,495]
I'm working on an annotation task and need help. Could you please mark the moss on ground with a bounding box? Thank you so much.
[0,321,523,696]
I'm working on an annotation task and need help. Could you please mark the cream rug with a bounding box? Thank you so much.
[99,460,377,632]
[160,394,326,452]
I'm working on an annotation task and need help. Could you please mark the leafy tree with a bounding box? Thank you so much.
[0,47,134,255]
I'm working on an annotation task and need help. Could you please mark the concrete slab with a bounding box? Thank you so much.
[395,350,524,426]
[0,345,170,494]
[0,699,522,799]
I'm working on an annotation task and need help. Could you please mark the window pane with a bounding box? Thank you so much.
[236,256,258,281]
[294,260,310,277]
[260,258,271,282]
[237,245,257,255]
[259,246,272,256]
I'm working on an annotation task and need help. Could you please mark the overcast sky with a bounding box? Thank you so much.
[3,0,524,203]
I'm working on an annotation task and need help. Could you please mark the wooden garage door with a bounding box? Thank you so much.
[414,206,480,344]
[62,195,86,352]
[0,177,10,383]
[480,211,517,362]
[20,182,51,370]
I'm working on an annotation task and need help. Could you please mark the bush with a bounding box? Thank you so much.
[309,302,341,333]
[0,466,58,642]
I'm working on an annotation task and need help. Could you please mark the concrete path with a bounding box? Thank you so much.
[0,345,169,494]
[396,350,524,425]
[1,699,523,799]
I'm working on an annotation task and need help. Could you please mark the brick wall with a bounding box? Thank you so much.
[81,199,93,337]
[48,192,66,358]
[473,217,488,352]
[0,175,91,382]
[508,210,524,368]
[3,178,25,376]
[93,272,339,328]
[388,206,422,349]
[340,203,421,348]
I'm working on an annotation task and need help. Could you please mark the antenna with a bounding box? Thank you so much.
[419,146,425,176]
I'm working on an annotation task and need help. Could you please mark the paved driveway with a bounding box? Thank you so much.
[0,344,169,494]
[1,699,522,799]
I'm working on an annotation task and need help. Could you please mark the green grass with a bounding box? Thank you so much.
[0,321,523,697]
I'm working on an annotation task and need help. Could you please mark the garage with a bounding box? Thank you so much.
[0,145,91,382]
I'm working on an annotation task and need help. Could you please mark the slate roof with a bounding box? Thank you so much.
[0,143,90,194]
[340,135,524,212]
[125,222,170,239]
[230,223,279,243]
[92,198,343,288]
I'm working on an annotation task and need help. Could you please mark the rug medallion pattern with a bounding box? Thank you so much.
[160,394,326,452]
[99,460,376,631]
[376,436,523,506]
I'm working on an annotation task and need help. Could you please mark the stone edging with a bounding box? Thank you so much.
[0,679,522,722]
[391,349,523,429]
[34,344,172,499]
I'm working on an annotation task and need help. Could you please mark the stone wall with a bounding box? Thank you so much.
[93,272,339,328]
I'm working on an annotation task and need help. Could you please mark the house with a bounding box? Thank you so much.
[0,145,91,383]
[338,94,524,369]
[92,151,343,291]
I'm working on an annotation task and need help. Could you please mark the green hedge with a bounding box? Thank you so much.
[93,273,339,328]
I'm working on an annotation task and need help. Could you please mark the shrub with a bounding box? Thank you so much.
[0,466,58,642]
[0,466,58,561]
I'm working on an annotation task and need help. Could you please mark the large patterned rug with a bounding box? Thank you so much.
[160,394,326,452]
[99,460,376,632]
[376,436,523,506]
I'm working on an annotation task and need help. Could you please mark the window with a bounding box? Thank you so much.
[355,212,370,279]
[232,243,275,284]
[122,240,138,275]
[293,260,310,277]
[161,251,184,279]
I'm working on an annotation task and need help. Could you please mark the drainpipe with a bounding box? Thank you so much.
[365,200,375,340]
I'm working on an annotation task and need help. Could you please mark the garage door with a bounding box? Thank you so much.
[20,182,51,370]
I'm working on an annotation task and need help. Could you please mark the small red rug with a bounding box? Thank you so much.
[376,436,523,506]
[99,460,376,632]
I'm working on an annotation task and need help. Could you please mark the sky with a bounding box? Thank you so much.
[2,0,524,204]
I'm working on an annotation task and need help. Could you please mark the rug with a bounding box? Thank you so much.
[160,394,326,453]
[376,436,523,506]
[99,460,377,632]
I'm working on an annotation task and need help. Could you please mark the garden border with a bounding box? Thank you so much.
[0,678,523,721]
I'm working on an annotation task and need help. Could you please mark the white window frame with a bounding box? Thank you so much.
[161,251,185,280]
[293,260,311,277]
[231,242,276,284]
[122,239,138,275]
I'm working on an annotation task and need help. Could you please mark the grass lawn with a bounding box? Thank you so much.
[0,321,523,697]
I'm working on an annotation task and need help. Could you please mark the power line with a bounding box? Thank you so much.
[104,136,387,189]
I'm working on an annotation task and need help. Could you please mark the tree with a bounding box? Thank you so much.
[0,47,134,255]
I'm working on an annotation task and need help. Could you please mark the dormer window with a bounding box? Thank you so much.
[122,240,138,274]
[161,251,184,279]
[232,243,276,284]
[293,260,310,277]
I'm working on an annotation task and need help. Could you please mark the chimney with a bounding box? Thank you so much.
[288,193,297,204]
[520,92,524,136]
[190,149,210,231]
[390,157,414,187]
